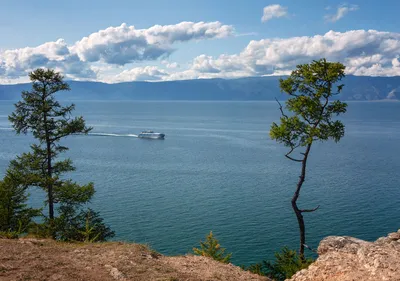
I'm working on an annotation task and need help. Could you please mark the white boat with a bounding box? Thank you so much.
[138,130,165,139]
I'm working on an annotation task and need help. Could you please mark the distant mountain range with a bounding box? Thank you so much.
[1,76,399,101]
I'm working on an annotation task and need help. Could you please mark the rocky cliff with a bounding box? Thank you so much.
[289,229,400,281]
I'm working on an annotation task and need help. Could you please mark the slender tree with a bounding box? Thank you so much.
[270,59,347,259]
[8,69,92,228]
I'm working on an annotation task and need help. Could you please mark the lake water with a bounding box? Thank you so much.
[0,100,399,265]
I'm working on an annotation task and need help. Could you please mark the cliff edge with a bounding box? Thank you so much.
[288,229,400,281]
[0,238,269,281]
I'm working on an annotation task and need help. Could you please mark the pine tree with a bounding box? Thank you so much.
[270,59,347,259]
[193,231,232,263]
[7,68,105,238]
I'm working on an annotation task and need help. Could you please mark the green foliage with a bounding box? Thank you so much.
[270,59,347,149]
[269,59,347,258]
[244,247,313,281]
[54,208,115,242]
[9,69,90,143]
[193,231,232,263]
[54,181,95,206]
[6,68,113,241]
[8,69,92,222]
[27,208,115,242]
[0,218,27,239]
[0,230,19,239]
[27,222,54,239]
[0,171,40,233]
[242,262,264,276]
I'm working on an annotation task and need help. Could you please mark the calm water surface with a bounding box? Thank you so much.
[0,101,399,265]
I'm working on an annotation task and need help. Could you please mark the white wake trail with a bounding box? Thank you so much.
[88,132,138,138]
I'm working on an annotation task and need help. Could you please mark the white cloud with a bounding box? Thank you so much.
[347,57,400,76]
[325,4,359,23]
[166,62,180,69]
[0,39,95,80]
[161,60,180,69]
[72,22,234,65]
[184,30,400,78]
[2,24,400,84]
[114,66,169,82]
[163,69,198,81]
[0,21,233,82]
[261,4,288,23]
[192,54,254,75]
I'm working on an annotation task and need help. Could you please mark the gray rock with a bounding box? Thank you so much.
[289,230,400,281]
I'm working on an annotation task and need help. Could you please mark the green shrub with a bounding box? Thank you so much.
[27,207,114,243]
[54,207,114,242]
[27,222,53,239]
[0,230,19,239]
[244,247,313,281]
[193,231,232,263]
[0,174,41,234]
[0,219,30,239]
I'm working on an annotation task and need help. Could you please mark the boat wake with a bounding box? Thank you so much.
[88,133,138,138]
[0,127,139,138]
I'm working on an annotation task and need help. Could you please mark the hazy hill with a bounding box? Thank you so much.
[1,76,399,101]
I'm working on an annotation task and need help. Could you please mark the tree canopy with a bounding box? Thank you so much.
[7,68,113,241]
[193,231,232,263]
[270,59,347,258]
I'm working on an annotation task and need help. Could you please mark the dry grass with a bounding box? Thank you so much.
[0,238,270,281]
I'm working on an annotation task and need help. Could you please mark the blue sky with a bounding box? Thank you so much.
[1,0,399,83]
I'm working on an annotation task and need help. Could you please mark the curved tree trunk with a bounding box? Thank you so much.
[292,143,312,260]
[292,201,306,259]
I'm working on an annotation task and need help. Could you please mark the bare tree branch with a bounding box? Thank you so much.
[300,205,320,213]
[275,97,288,119]
[303,244,318,253]
[285,155,303,162]
[303,115,316,125]
[285,145,304,162]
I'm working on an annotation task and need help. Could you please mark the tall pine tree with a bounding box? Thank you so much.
[8,69,94,236]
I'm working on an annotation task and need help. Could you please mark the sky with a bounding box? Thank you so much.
[1,0,400,84]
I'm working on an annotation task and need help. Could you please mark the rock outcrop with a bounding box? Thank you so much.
[289,229,400,281]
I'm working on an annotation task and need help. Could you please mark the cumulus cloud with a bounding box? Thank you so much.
[114,66,169,82]
[102,29,400,82]
[347,57,400,76]
[161,60,180,69]
[325,4,359,23]
[0,21,233,82]
[261,4,288,22]
[185,30,400,78]
[0,39,96,80]
[166,62,180,69]
[72,22,234,65]
[192,54,253,74]
[2,23,400,83]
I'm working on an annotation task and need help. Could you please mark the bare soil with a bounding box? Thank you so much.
[0,238,270,281]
